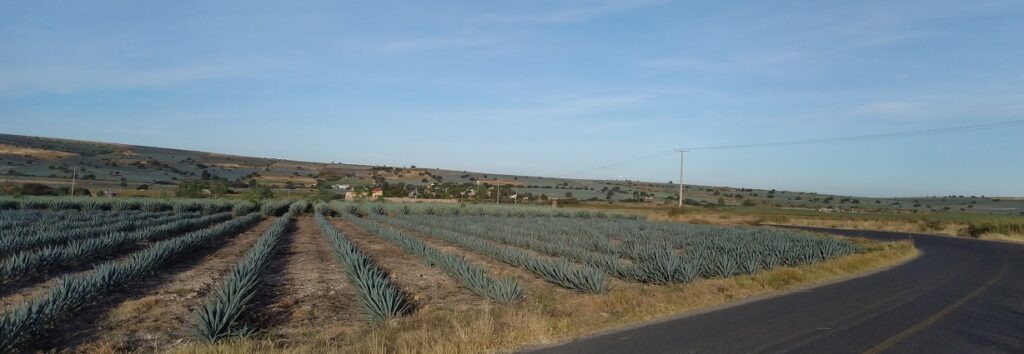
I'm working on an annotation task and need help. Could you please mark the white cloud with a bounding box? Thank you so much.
[480,0,668,24]
[851,101,930,120]
[0,62,264,94]
[377,37,491,53]
[636,57,708,71]
[739,50,803,66]
[472,93,650,121]
[637,50,803,73]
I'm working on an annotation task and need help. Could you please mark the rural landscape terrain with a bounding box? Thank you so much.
[3,133,1022,242]
[0,134,1019,353]
[4,1,1023,353]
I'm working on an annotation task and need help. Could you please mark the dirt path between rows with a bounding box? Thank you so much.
[331,217,489,314]
[0,248,144,311]
[256,215,362,345]
[71,217,277,353]
[0,215,218,309]
[359,216,570,299]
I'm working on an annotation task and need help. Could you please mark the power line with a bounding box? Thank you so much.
[559,149,676,177]
[683,119,1024,151]
[556,119,1024,178]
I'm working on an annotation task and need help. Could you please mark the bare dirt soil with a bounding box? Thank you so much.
[0,248,146,310]
[254,216,362,345]
[331,218,491,313]
[359,217,571,297]
[0,216,217,310]
[0,143,77,159]
[66,217,277,353]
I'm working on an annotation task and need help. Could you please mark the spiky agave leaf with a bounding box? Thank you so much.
[192,213,293,342]
[315,213,412,322]
[0,213,262,351]
[339,212,524,303]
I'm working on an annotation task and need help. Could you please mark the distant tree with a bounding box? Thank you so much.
[314,187,340,202]
[175,181,205,198]
[246,184,274,203]
[209,181,229,197]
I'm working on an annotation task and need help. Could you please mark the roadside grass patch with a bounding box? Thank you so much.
[172,238,915,354]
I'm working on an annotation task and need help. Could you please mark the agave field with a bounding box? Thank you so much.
[0,197,868,352]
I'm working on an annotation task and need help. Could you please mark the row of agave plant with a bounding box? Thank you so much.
[0,210,194,256]
[193,210,297,342]
[401,215,696,284]
[343,201,641,220]
[0,212,233,282]
[331,207,524,303]
[0,212,263,351]
[0,196,229,213]
[536,216,859,270]
[259,199,293,217]
[0,208,163,231]
[314,212,412,323]
[0,196,297,218]
[362,211,608,293]
[401,215,861,282]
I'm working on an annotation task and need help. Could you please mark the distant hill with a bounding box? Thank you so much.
[1,133,1021,215]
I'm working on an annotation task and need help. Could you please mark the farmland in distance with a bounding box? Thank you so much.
[0,197,914,353]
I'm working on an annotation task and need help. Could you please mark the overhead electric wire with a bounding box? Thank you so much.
[557,119,1024,178]
[682,119,1024,151]
[558,149,677,177]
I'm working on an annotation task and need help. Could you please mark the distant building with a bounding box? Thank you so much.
[371,187,384,199]
[475,179,523,187]
[331,184,350,195]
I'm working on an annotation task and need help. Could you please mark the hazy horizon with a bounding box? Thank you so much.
[2,131,1019,200]
[3,1,1023,197]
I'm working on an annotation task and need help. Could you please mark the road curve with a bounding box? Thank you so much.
[526,227,1024,354]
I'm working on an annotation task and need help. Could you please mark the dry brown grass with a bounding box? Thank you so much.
[75,218,277,352]
[0,143,76,160]
[642,207,1024,242]
[167,239,915,354]
[976,232,1024,243]
[256,176,318,186]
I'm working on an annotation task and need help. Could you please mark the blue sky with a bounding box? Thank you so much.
[2,0,1022,197]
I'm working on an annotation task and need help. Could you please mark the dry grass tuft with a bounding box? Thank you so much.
[0,143,76,160]
[167,239,915,354]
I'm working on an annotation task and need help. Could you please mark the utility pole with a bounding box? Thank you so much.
[675,149,688,207]
[496,186,500,204]
[70,167,77,197]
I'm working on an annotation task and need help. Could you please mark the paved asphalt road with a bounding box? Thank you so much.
[527,227,1024,354]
